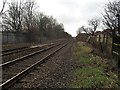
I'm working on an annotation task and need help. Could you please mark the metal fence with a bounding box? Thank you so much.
[1,32,48,44]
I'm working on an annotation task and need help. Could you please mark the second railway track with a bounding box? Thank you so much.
[1,40,70,89]
[2,43,54,63]
[2,40,66,63]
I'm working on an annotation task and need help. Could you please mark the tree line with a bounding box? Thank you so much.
[76,0,120,61]
[1,0,71,40]
[77,0,120,40]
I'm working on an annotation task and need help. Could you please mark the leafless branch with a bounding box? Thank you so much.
[0,0,7,15]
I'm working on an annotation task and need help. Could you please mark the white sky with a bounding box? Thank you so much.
[0,0,116,37]
[36,0,115,37]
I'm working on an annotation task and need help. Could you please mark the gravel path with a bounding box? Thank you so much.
[10,41,75,88]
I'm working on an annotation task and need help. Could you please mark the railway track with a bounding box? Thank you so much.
[1,42,61,67]
[2,40,67,63]
[1,39,67,53]
[2,43,52,56]
[1,39,68,66]
[1,45,57,68]
[2,42,56,57]
[1,41,70,89]
[2,43,54,63]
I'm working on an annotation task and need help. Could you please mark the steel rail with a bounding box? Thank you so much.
[0,41,69,89]
[1,39,66,53]
[1,46,29,53]
[0,43,60,68]
[2,47,31,57]
[1,43,54,57]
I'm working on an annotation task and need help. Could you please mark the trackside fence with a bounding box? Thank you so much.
[88,31,120,69]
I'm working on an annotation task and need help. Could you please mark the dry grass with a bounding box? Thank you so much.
[71,42,119,88]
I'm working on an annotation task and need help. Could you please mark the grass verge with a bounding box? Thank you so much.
[71,42,119,88]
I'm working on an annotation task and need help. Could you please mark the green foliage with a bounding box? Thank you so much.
[71,42,119,88]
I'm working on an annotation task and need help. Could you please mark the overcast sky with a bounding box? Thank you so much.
[36,0,116,37]
[0,0,115,37]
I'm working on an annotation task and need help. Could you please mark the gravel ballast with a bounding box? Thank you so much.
[10,41,75,88]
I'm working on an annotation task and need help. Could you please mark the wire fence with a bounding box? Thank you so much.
[1,31,48,44]
[89,32,112,54]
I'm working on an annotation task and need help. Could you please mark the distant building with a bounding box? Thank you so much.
[76,33,89,42]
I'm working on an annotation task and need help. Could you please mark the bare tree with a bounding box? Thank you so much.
[23,0,36,32]
[102,0,120,35]
[77,26,93,35]
[77,18,100,42]
[88,18,100,36]
[77,26,84,35]
[29,12,67,39]
[0,0,7,15]
[2,0,24,32]
[1,0,71,42]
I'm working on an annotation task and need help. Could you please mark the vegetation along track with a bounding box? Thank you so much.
[2,39,66,63]
[1,40,70,89]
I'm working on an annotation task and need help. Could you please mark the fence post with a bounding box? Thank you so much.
[99,35,103,53]
[103,34,105,45]
[106,33,108,46]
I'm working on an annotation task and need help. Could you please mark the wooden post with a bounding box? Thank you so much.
[106,33,108,46]
[103,34,105,45]
[98,35,100,43]
[99,35,103,53]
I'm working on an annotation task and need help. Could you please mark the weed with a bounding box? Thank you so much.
[71,42,119,88]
